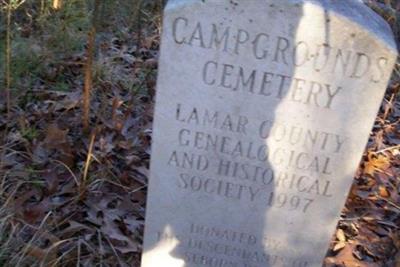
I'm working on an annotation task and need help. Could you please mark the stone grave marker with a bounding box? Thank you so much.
[141,0,397,266]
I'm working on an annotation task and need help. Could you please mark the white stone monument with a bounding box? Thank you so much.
[142,1,397,266]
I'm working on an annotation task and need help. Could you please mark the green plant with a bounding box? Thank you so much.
[21,126,38,141]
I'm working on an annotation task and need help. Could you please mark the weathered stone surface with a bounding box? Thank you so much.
[141,1,397,266]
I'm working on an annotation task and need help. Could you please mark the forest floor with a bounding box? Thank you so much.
[0,1,399,266]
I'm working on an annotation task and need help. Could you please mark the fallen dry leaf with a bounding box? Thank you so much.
[333,241,346,252]
[364,153,390,175]
[336,229,346,242]
[378,185,390,198]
